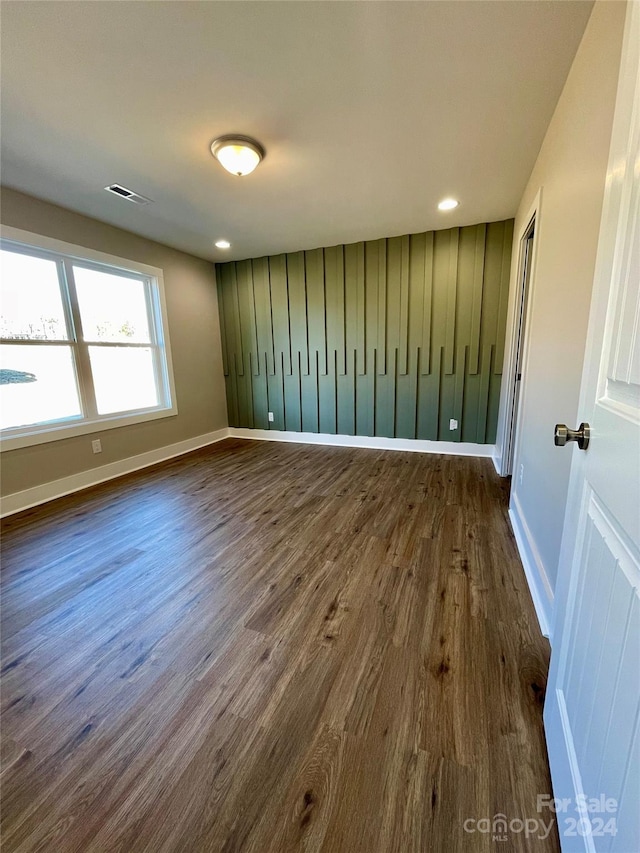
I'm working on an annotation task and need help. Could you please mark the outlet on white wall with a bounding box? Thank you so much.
[449,418,458,431]
[268,412,274,422]
[91,439,102,454]
[519,463,524,485]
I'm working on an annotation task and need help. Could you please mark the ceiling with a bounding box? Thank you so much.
[1,1,594,262]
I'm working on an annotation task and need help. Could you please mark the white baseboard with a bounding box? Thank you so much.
[0,428,229,518]
[228,428,495,458]
[492,447,503,476]
[508,491,554,639]
[1,426,496,518]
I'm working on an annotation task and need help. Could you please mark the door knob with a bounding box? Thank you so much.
[554,422,590,450]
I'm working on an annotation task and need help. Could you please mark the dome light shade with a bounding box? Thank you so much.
[215,240,231,249]
[211,135,264,176]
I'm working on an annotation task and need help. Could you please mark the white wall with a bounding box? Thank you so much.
[496,1,627,634]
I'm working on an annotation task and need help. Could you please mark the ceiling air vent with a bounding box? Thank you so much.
[104,184,152,205]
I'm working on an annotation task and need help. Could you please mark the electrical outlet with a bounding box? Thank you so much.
[449,418,458,431]
[92,439,102,454]
[519,463,524,485]
[268,412,274,422]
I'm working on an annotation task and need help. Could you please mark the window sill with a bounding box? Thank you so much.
[0,404,178,452]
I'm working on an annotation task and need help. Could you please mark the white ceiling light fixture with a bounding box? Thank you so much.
[210,135,265,177]
[215,239,231,249]
[438,198,459,211]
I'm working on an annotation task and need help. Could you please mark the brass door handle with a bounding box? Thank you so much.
[554,422,590,450]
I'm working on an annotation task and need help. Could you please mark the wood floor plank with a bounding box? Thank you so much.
[1,438,558,851]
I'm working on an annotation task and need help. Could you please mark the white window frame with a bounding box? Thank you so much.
[0,226,178,452]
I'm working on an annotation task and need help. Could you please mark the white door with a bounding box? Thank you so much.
[543,4,640,852]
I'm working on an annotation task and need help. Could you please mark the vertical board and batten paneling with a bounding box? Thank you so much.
[217,219,513,444]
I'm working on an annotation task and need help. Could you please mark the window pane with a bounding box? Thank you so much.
[74,267,152,343]
[0,250,68,340]
[89,346,158,414]
[0,345,82,429]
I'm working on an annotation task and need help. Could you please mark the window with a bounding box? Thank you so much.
[0,229,176,450]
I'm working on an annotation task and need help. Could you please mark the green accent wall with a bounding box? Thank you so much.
[216,219,513,443]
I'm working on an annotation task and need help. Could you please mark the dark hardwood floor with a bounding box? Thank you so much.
[0,438,558,852]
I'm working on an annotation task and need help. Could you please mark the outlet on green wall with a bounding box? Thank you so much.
[216,219,513,444]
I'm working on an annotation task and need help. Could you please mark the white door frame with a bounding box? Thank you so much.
[495,189,542,478]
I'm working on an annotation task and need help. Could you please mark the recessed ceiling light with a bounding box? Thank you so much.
[210,135,265,177]
[215,240,231,249]
[438,198,459,211]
